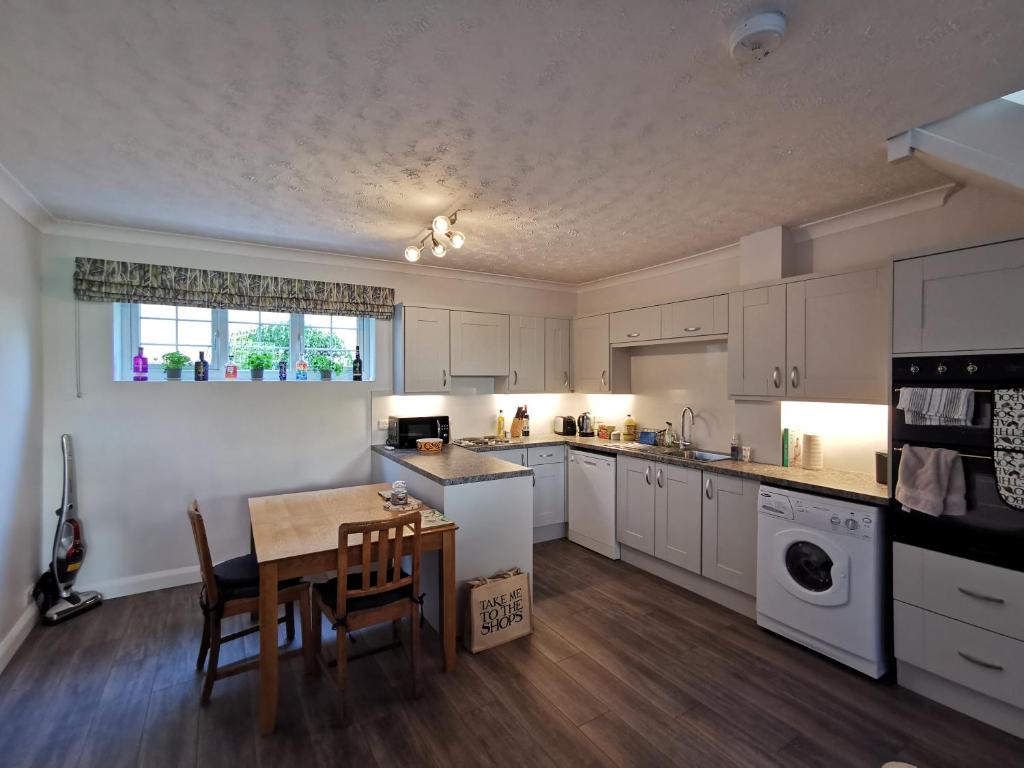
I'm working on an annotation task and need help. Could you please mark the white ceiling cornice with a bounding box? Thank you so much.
[40,219,577,293]
[0,159,52,228]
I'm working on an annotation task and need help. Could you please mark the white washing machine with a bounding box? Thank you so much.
[756,485,888,678]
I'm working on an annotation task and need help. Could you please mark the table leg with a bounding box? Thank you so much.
[441,528,456,672]
[258,561,279,736]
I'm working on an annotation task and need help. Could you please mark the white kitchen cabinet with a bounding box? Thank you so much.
[395,305,450,394]
[616,455,656,555]
[728,285,787,397]
[574,313,611,392]
[507,315,545,392]
[544,317,572,393]
[701,473,758,595]
[661,295,728,339]
[610,306,662,343]
[893,238,1024,354]
[532,460,566,528]
[450,311,510,376]
[653,464,703,573]
[786,268,887,403]
[489,447,528,467]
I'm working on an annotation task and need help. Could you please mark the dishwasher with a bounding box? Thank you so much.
[568,448,619,559]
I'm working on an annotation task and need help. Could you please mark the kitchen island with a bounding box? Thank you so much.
[371,444,534,635]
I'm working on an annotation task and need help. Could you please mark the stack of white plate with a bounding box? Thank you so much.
[802,434,823,470]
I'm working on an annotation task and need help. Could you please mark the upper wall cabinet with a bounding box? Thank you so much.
[544,317,572,393]
[728,284,787,397]
[893,238,1024,354]
[395,306,451,394]
[574,314,611,392]
[787,269,887,403]
[610,306,662,343]
[661,295,728,339]
[450,311,510,376]
[507,315,545,393]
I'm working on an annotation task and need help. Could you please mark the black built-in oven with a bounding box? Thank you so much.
[386,415,450,448]
[891,354,1024,572]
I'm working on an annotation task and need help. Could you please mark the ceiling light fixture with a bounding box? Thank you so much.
[729,11,787,64]
[403,210,466,264]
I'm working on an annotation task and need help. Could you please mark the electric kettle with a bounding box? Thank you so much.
[577,411,595,437]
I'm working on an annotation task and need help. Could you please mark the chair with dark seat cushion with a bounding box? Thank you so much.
[188,501,312,704]
[310,510,423,720]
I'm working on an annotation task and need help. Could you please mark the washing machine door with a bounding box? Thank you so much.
[771,528,849,606]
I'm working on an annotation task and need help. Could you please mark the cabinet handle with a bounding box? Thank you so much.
[442,368,447,387]
[957,651,1004,672]
[583,459,597,467]
[513,369,518,385]
[656,468,663,488]
[532,475,536,487]
[645,466,651,485]
[772,367,781,389]
[683,326,701,332]
[601,370,607,390]
[627,332,640,338]
[790,366,800,389]
[705,478,713,499]
[957,587,1005,604]
[563,370,569,388]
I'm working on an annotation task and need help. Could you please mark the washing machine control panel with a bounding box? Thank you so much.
[759,487,879,541]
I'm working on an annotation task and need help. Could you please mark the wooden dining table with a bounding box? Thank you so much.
[249,482,458,735]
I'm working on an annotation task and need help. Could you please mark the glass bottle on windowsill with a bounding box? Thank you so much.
[224,354,238,380]
[352,345,362,381]
[194,351,209,382]
[296,357,309,381]
[132,346,148,382]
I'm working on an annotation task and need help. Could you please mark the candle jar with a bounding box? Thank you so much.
[390,480,408,506]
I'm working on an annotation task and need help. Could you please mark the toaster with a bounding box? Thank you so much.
[553,415,577,436]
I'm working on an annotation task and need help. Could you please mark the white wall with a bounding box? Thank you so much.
[39,231,576,597]
[0,198,41,669]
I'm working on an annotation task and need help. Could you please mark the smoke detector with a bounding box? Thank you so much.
[729,11,787,63]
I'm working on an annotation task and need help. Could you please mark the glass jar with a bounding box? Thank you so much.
[390,480,408,506]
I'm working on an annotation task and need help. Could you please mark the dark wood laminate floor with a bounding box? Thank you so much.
[2,539,1022,767]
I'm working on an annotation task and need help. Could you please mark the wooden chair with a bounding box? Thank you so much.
[310,510,423,719]
[187,501,313,704]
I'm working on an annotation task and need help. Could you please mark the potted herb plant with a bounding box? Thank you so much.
[311,354,341,381]
[246,352,275,381]
[161,351,191,381]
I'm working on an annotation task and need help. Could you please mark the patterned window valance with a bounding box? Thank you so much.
[72,257,395,320]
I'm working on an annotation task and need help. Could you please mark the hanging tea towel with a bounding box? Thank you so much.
[994,389,1024,510]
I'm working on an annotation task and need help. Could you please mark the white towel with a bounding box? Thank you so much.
[897,388,975,426]
[895,445,967,517]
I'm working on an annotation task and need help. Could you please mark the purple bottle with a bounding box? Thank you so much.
[132,346,148,382]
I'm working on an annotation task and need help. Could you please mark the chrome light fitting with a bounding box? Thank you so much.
[404,210,467,262]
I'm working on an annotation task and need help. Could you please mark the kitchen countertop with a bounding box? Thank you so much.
[453,434,890,505]
[371,444,534,486]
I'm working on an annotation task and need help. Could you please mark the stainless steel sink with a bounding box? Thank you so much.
[657,449,731,462]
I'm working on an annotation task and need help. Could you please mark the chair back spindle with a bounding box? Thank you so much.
[187,501,219,607]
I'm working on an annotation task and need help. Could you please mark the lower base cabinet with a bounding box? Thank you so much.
[616,456,656,555]
[654,464,702,573]
[533,461,566,527]
[701,474,759,595]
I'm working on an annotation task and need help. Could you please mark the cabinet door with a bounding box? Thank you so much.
[450,311,510,375]
[573,314,610,392]
[787,269,887,403]
[661,295,728,339]
[893,239,1024,353]
[654,464,702,573]
[610,306,662,343]
[544,318,572,392]
[616,456,655,555]
[404,307,450,393]
[728,285,787,397]
[532,461,566,527]
[508,315,545,392]
[701,473,758,595]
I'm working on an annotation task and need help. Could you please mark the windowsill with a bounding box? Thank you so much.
[116,377,376,384]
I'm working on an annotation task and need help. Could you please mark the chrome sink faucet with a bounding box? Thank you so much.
[680,407,695,447]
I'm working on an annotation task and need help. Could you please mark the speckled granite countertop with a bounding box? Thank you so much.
[371,444,533,486]
[453,435,889,504]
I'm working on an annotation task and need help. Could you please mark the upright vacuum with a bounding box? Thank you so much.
[33,434,102,623]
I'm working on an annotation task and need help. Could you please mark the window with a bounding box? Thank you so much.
[115,303,374,381]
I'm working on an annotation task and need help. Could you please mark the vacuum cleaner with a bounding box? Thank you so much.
[32,434,102,623]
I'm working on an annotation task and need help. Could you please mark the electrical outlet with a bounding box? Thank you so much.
[376,418,390,430]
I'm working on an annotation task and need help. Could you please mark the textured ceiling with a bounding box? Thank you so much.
[1,0,1022,283]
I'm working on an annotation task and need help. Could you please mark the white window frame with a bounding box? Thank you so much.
[114,303,375,381]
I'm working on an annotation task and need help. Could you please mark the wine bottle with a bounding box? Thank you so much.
[194,351,209,382]
[132,346,148,382]
[352,345,362,381]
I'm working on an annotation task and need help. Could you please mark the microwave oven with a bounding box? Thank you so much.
[387,416,450,449]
